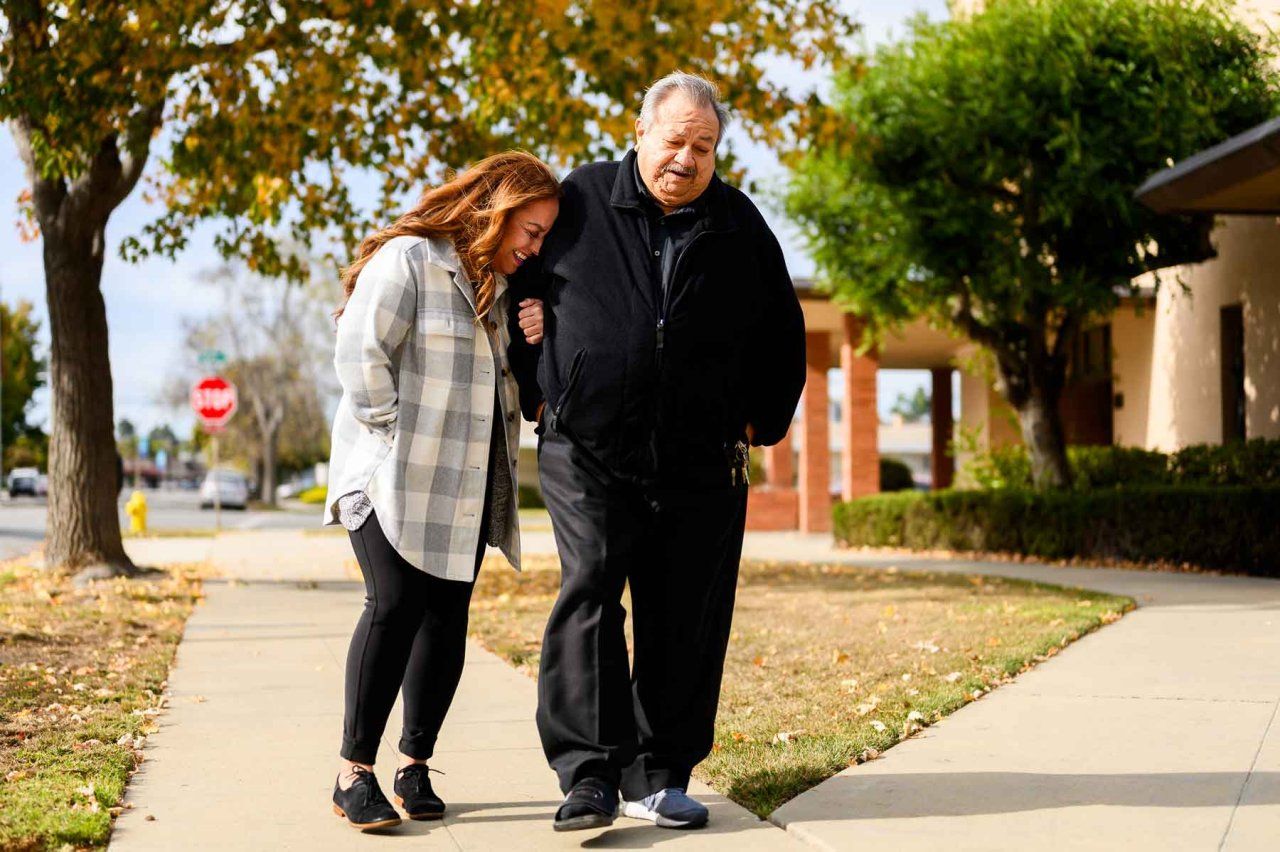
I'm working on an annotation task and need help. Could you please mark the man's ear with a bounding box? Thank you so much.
[634,117,645,146]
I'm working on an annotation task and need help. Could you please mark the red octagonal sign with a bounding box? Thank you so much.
[191,375,238,431]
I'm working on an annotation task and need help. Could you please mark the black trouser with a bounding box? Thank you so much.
[535,429,748,800]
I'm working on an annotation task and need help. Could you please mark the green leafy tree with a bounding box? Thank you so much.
[788,0,1279,487]
[2,1,855,573]
[0,300,46,465]
[890,387,930,423]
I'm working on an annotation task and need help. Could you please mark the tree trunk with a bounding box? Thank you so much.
[42,223,135,575]
[992,347,1072,490]
[260,425,279,508]
[1013,383,1071,489]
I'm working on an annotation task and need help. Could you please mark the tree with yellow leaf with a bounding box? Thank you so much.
[0,1,854,575]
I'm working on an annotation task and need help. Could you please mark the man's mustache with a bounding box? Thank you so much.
[663,164,695,177]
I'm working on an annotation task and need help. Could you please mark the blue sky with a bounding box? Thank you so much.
[0,0,950,439]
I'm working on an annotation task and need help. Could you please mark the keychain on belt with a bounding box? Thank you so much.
[730,440,750,487]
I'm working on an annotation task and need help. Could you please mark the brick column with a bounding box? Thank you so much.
[931,367,955,490]
[798,331,832,533]
[763,428,794,488]
[841,314,880,500]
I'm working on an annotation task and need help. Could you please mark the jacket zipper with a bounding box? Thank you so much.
[655,229,712,371]
[551,348,587,431]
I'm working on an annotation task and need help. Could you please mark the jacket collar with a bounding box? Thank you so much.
[425,236,507,313]
[609,148,737,233]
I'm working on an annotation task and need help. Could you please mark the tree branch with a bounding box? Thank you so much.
[110,103,165,209]
[9,117,68,230]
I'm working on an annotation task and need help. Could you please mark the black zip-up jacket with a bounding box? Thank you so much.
[507,149,806,490]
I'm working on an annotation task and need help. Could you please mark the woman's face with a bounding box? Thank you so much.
[494,196,559,276]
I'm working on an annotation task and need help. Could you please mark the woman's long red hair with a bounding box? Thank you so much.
[337,150,560,320]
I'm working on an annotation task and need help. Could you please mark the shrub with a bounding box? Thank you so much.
[298,485,327,505]
[1169,439,1280,486]
[959,439,1280,490]
[879,457,916,492]
[833,486,1280,576]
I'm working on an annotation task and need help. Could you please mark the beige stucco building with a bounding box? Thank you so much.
[747,0,1280,532]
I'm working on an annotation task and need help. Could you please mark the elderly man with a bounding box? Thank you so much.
[508,72,805,831]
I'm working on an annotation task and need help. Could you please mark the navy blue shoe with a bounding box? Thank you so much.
[622,788,709,829]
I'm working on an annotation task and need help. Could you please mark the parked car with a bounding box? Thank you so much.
[199,470,250,510]
[8,467,46,497]
[276,474,317,501]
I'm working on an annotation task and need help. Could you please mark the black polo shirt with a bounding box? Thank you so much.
[634,159,706,305]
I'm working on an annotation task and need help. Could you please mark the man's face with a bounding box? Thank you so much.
[634,92,718,212]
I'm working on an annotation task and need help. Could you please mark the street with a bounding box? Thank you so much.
[0,489,319,561]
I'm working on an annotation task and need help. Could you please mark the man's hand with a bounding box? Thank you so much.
[518,298,544,344]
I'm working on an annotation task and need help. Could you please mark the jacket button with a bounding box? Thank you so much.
[501,368,508,377]
[507,412,516,422]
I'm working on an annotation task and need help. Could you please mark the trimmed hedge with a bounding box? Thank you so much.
[833,486,1280,576]
[961,438,1280,490]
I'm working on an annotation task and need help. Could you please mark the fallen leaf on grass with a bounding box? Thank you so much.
[869,720,887,733]
[772,730,802,745]
[944,671,963,683]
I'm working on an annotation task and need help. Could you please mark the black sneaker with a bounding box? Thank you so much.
[332,766,402,832]
[553,777,618,832]
[394,763,446,820]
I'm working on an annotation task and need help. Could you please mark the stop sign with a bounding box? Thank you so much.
[191,376,238,430]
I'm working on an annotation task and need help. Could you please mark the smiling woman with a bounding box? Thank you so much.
[323,150,561,832]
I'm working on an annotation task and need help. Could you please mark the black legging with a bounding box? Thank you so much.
[340,393,501,765]
[339,509,486,764]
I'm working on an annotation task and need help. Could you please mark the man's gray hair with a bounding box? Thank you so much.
[638,72,730,146]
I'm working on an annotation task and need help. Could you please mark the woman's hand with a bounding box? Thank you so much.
[518,298,544,344]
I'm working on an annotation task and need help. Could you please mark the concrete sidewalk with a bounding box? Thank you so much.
[745,534,1280,851]
[112,529,1280,850]
[110,530,796,850]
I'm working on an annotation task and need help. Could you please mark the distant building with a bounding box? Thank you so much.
[746,0,1280,532]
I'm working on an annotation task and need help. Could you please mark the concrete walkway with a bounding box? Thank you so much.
[744,534,1280,851]
[110,530,796,851]
[109,529,1280,850]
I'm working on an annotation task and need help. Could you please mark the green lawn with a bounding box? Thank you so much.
[0,558,202,850]
[468,556,1132,816]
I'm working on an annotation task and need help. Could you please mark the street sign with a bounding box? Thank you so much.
[198,349,228,369]
[190,376,238,430]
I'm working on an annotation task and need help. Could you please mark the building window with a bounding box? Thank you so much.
[1221,304,1246,442]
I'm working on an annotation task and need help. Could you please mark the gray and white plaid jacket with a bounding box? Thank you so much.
[323,235,522,581]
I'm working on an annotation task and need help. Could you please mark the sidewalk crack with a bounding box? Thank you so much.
[1219,696,1279,850]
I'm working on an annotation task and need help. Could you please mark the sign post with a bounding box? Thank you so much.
[190,376,238,533]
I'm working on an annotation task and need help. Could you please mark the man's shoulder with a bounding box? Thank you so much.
[717,180,770,231]
[563,159,620,194]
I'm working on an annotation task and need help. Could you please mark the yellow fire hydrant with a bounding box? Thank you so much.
[125,490,148,536]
